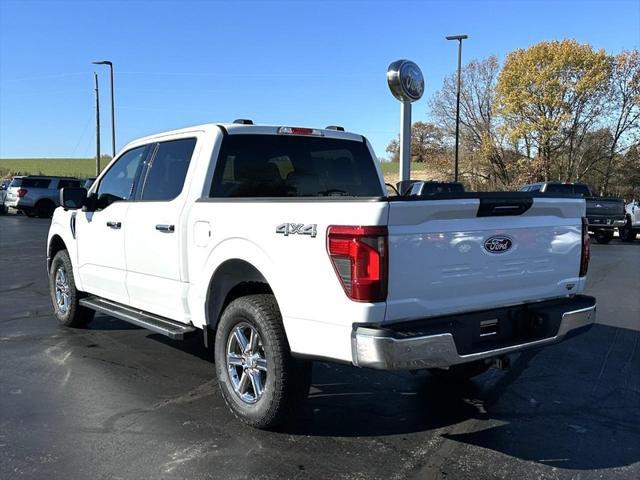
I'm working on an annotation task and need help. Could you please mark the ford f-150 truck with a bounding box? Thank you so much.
[48,122,596,428]
[520,182,625,244]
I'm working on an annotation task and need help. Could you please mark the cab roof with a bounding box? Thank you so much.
[126,123,365,147]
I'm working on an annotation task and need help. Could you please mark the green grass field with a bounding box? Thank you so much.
[0,158,109,178]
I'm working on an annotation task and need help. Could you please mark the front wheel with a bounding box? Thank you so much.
[49,250,94,327]
[594,230,614,244]
[214,294,310,429]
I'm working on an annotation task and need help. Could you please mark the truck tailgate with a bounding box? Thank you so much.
[586,197,625,217]
[386,195,586,322]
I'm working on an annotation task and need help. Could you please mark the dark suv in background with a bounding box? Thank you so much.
[519,182,625,244]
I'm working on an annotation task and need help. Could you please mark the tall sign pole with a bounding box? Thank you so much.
[94,72,101,176]
[387,60,425,194]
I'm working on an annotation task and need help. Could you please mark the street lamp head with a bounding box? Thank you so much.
[446,35,468,41]
[92,60,112,66]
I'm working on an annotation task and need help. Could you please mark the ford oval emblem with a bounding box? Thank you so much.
[484,236,513,254]
[387,59,425,102]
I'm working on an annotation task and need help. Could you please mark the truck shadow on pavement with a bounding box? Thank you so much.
[91,318,640,471]
[292,324,640,471]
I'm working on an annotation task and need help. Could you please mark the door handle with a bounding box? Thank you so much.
[155,224,175,233]
[106,221,122,229]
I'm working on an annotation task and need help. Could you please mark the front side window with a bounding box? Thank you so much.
[210,134,383,198]
[141,138,196,201]
[97,145,148,202]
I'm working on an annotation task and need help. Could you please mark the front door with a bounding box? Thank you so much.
[75,145,149,304]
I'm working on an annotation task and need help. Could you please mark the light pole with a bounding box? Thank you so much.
[446,34,468,182]
[93,60,116,158]
[93,73,101,176]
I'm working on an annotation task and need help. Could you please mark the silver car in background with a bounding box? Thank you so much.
[4,176,82,218]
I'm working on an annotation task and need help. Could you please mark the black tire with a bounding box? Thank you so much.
[35,200,56,218]
[428,360,491,381]
[619,219,637,243]
[23,208,36,217]
[49,250,94,328]
[594,230,614,244]
[214,294,310,429]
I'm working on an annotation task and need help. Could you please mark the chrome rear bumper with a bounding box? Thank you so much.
[352,296,596,370]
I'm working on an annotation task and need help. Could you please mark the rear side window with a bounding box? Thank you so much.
[545,184,589,195]
[97,145,148,201]
[210,134,383,198]
[57,179,81,189]
[14,178,51,188]
[141,138,196,201]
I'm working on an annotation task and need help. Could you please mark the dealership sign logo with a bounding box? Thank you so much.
[484,236,513,254]
[387,59,425,102]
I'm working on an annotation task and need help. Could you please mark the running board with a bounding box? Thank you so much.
[79,296,197,340]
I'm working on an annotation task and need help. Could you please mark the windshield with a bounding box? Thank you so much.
[210,134,383,198]
[545,184,591,196]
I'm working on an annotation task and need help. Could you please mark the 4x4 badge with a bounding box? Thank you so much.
[276,223,317,238]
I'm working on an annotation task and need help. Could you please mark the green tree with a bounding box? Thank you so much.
[495,39,611,181]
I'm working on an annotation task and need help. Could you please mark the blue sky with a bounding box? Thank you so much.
[0,0,639,159]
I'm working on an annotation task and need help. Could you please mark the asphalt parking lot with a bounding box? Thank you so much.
[1,214,638,480]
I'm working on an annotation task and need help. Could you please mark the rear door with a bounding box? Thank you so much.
[75,145,149,304]
[385,195,586,322]
[124,136,198,321]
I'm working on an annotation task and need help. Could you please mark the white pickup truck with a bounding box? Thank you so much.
[47,122,596,428]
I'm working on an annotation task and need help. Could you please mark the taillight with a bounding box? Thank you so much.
[580,217,590,277]
[17,188,28,198]
[327,226,388,302]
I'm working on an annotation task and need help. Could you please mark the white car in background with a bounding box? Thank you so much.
[620,199,640,242]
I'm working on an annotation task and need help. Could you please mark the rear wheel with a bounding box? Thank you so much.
[619,219,637,242]
[214,294,310,429]
[594,230,614,244]
[49,249,94,327]
[428,360,491,381]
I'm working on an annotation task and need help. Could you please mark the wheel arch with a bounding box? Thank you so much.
[205,258,275,331]
[47,234,67,272]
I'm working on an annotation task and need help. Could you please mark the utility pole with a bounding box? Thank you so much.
[93,60,115,157]
[94,72,101,176]
[446,34,468,182]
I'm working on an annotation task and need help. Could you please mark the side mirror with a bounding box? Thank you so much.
[60,187,87,210]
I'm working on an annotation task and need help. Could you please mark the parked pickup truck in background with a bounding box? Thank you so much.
[48,122,596,428]
[5,175,83,217]
[620,199,640,242]
[520,182,625,244]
